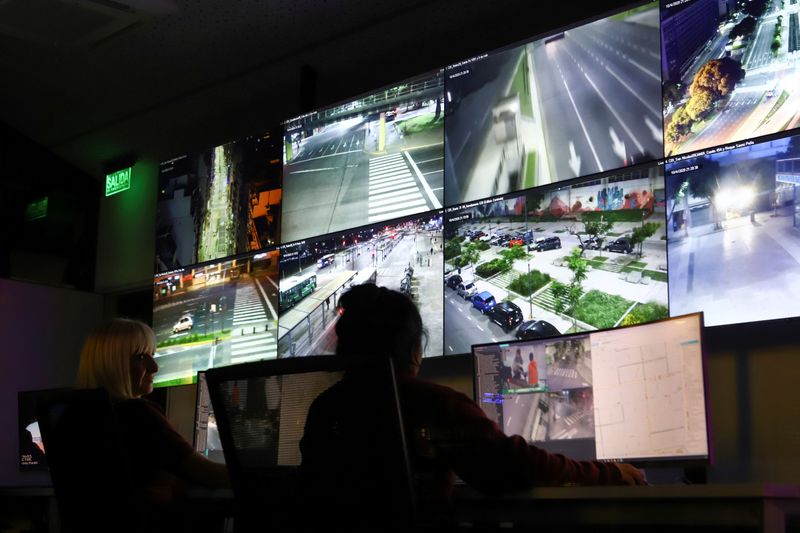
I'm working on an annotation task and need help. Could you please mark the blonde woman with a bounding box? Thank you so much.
[76,318,229,505]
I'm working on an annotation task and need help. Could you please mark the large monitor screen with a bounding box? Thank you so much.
[281,70,445,243]
[473,313,709,464]
[444,162,667,355]
[278,212,443,358]
[666,132,800,326]
[152,248,280,387]
[661,0,800,157]
[444,1,662,206]
[156,128,282,272]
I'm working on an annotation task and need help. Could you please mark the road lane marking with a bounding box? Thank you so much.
[584,72,645,154]
[405,150,442,209]
[604,65,660,118]
[557,60,603,171]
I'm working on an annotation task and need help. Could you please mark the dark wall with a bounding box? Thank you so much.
[0,278,104,487]
[0,122,99,291]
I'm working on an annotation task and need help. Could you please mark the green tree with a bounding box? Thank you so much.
[444,240,461,260]
[685,88,715,121]
[666,106,693,143]
[551,247,588,328]
[689,57,745,101]
[581,218,614,256]
[461,243,481,267]
[629,221,661,257]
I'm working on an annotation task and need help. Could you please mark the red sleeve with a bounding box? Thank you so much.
[410,382,624,494]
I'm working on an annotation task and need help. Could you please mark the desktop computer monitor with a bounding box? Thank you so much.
[472,313,710,466]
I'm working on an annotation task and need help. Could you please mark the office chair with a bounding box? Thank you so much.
[37,388,140,533]
[207,355,417,532]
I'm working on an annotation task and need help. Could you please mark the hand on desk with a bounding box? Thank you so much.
[616,463,647,486]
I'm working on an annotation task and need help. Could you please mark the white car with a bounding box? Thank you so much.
[173,315,193,334]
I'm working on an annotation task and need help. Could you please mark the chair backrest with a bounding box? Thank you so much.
[207,355,416,532]
[37,388,138,533]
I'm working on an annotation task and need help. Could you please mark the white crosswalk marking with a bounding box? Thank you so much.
[367,152,430,223]
[553,367,579,379]
[229,280,277,362]
[230,331,278,363]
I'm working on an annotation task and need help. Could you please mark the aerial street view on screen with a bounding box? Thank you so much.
[662,0,800,156]
[152,250,280,386]
[155,130,282,272]
[278,213,443,358]
[444,1,662,205]
[281,71,445,243]
[666,132,800,326]
[443,164,668,355]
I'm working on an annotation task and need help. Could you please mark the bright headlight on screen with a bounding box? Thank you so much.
[715,189,732,210]
[736,186,755,208]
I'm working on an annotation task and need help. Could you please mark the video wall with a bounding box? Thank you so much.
[152,0,800,386]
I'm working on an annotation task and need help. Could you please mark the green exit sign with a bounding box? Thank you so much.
[105,167,132,196]
[25,197,48,221]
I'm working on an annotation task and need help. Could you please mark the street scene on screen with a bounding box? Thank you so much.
[444,2,661,205]
[663,0,800,156]
[152,250,280,386]
[281,72,445,243]
[278,213,443,358]
[156,131,282,272]
[443,164,668,355]
[666,133,800,326]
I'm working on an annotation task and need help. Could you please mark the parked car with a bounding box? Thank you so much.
[456,282,478,300]
[470,291,497,314]
[173,315,193,334]
[605,236,633,254]
[488,302,523,332]
[531,236,561,252]
[516,320,561,340]
[579,236,602,251]
[507,238,524,248]
[496,235,511,246]
[446,274,462,289]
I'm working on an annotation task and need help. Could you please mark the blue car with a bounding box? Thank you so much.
[471,291,496,314]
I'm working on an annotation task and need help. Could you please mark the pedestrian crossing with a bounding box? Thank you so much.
[232,282,269,327]
[367,152,430,223]
[552,367,579,380]
[230,281,277,362]
[230,330,277,364]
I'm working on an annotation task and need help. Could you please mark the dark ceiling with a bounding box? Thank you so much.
[0,0,634,179]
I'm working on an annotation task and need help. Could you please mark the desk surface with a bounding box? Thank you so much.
[453,483,800,532]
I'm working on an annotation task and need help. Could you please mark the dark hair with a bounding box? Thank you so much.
[335,284,425,369]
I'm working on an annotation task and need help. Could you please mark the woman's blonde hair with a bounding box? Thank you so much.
[75,318,156,399]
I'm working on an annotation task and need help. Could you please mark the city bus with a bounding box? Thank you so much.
[317,253,335,269]
[279,272,317,312]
